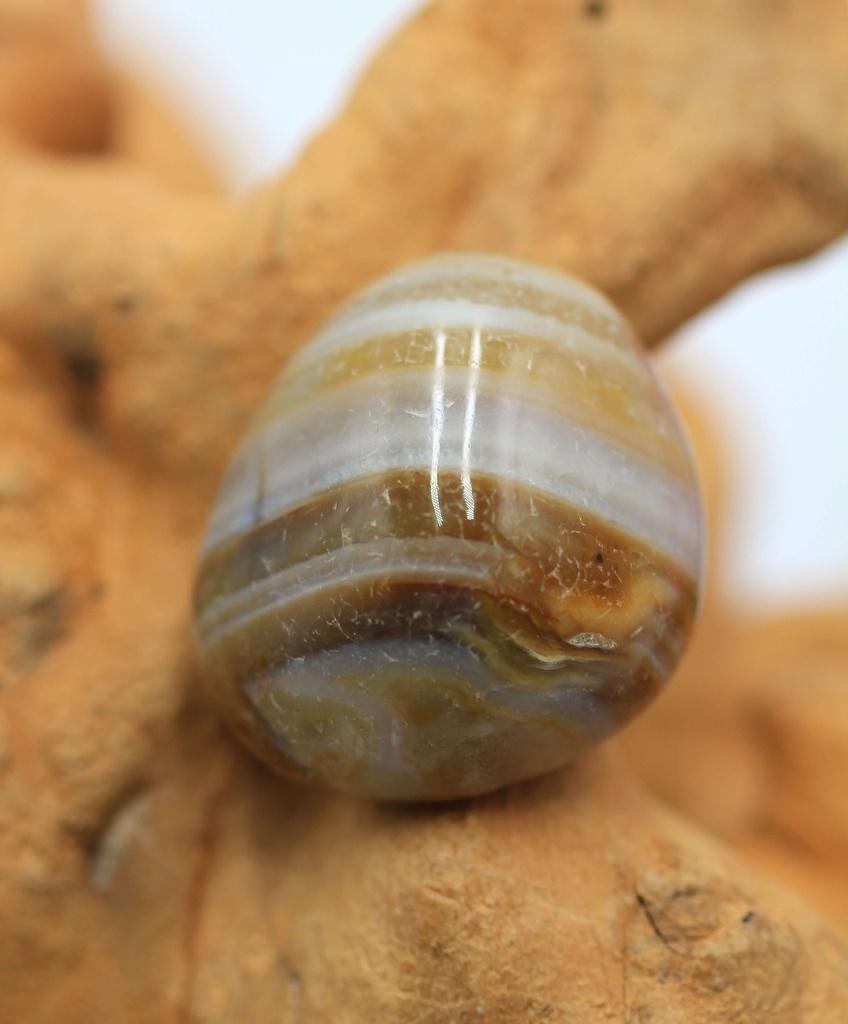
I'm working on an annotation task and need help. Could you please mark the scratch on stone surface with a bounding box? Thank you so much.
[177,767,230,1024]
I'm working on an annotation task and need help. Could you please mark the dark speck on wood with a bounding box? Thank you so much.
[584,1,607,19]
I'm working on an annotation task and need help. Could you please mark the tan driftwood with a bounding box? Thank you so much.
[1,1,847,1020]
[0,0,846,495]
[0,0,113,152]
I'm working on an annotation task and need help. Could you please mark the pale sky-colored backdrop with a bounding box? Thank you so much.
[92,0,848,610]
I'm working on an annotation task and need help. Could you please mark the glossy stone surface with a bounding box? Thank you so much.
[193,254,702,801]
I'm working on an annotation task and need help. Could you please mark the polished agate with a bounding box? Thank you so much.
[193,254,702,801]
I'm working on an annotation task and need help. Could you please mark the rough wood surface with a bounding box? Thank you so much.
[0,1,847,1021]
[0,0,846,494]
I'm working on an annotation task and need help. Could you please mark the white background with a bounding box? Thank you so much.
[92,0,848,611]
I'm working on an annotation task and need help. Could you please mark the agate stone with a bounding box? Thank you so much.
[193,254,702,800]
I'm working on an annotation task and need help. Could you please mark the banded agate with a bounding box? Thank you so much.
[193,254,702,801]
